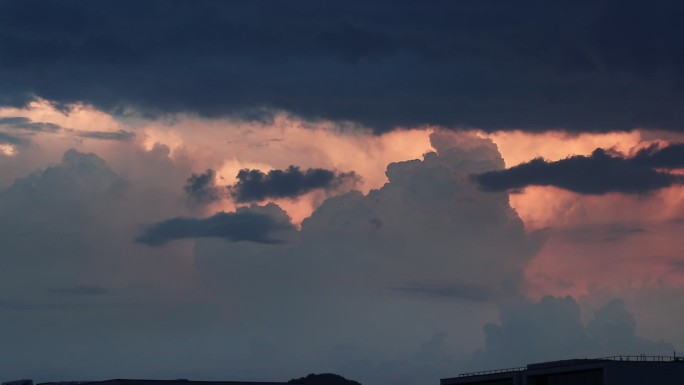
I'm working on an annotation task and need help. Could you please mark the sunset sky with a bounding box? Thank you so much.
[2,2,684,385]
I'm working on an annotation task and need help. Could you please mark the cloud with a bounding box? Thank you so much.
[1,120,682,385]
[136,203,296,246]
[184,169,225,205]
[473,296,674,369]
[473,148,684,194]
[0,117,29,125]
[0,131,27,145]
[0,114,134,149]
[192,131,539,384]
[632,143,684,169]
[0,145,237,382]
[75,129,135,141]
[0,116,61,132]
[0,148,126,210]
[229,166,360,202]
[2,1,684,132]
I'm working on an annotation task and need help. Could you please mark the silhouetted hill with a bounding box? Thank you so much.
[288,373,360,385]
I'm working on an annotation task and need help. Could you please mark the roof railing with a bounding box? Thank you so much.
[456,355,684,378]
[457,366,526,378]
[600,355,684,362]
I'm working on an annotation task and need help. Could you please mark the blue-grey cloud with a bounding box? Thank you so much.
[136,204,296,246]
[2,1,684,132]
[473,147,684,194]
[0,116,61,132]
[473,297,674,369]
[230,166,359,202]
[0,131,27,145]
[75,129,135,141]
[184,169,224,205]
[0,117,29,125]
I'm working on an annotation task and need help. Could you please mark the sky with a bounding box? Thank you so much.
[2,1,684,384]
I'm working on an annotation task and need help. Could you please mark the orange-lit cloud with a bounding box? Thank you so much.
[6,101,684,304]
[480,130,684,318]
[488,130,643,167]
[0,101,434,224]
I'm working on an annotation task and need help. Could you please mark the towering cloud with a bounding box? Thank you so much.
[191,132,539,384]
[473,296,673,369]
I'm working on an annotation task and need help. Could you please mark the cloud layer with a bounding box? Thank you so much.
[2,1,684,132]
[0,122,681,385]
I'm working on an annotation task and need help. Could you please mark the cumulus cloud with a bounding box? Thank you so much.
[473,296,674,369]
[0,145,233,382]
[1,119,681,385]
[136,203,296,246]
[229,166,360,202]
[2,1,684,132]
[192,131,539,384]
[473,147,684,194]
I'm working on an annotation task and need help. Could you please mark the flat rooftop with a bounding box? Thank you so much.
[442,355,684,384]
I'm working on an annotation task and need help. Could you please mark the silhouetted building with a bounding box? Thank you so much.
[442,356,684,385]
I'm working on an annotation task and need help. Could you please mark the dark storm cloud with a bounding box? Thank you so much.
[75,129,135,141]
[136,205,296,246]
[632,143,684,169]
[473,147,684,194]
[184,169,224,204]
[3,0,684,132]
[393,282,494,303]
[229,166,359,202]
